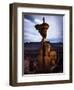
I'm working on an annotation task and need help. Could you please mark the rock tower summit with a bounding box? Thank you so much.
[35,17,49,40]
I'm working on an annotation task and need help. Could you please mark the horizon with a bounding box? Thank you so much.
[24,42,63,43]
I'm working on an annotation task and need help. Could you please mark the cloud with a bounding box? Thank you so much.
[24,32,42,42]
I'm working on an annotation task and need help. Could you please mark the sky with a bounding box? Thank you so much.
[24,14,63,43]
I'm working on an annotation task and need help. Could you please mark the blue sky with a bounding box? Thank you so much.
[24,14,63,43]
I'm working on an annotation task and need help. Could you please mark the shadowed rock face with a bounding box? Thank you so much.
[37,41,58,72]
[39,28,47,39]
